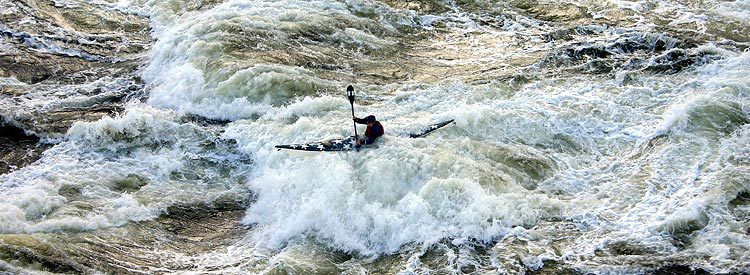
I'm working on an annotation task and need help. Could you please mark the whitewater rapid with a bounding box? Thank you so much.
[1,0,749,273]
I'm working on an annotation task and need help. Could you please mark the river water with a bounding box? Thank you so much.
[1,0,749,273]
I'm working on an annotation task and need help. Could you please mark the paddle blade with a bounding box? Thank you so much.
[347,85,355,103]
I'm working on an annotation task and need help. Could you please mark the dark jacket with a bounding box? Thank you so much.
[354,118,384,144]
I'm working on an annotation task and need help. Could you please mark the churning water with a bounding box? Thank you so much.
[1,0,749,273]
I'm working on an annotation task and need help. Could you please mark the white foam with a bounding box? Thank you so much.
[557,51,750,272]
[715,0,750,22]
[4,29,117,62]
[233,138,564,255]
[331,28,394,50]
[653,1,709,33]
[0,77,26,86]
[221,81,594,255]
[141,0,417,121]
[0,104,252,234]
[611,0,652,13]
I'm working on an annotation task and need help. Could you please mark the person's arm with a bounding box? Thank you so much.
[353,116,367,124]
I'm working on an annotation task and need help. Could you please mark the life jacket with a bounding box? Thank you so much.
[365,121,384,138]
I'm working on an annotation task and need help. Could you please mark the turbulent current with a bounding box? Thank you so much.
[1,0,750,273]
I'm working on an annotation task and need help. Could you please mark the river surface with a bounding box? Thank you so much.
[1,0,749,273]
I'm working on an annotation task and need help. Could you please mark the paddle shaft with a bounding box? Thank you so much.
[350,103,358,137]
[347,85,358,138]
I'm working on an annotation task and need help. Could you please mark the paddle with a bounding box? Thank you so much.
[347,85,358,139]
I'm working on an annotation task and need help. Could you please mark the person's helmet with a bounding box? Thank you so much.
[365,115,376,123]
